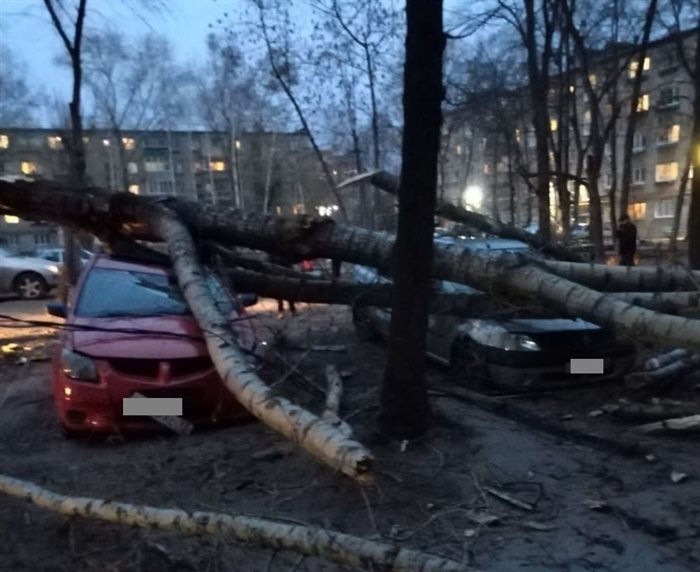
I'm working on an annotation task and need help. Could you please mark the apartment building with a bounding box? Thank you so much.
[441,28,697,242]
[0,127,354,253]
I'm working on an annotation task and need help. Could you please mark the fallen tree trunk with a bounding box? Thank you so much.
[3,180,700,349]
[625,352,700,389]
[339,170,583,262]
[613,292,700,313]
[645,349,690,371]
[541,260,700,292]
[0,474,470,572]
[634,414,700,435]
[614,402,699,422]
[227,267,503,317]
[152,210,373,482]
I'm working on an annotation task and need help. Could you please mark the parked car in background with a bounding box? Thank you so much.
[47,251,260,435]
[352,237,635,390]
[37,247,94,267]
[0,247,60,299]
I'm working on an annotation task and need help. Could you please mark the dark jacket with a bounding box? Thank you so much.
[617,222,637,256]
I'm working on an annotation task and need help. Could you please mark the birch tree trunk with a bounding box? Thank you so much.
[0,474,468,572]
[3,180,700,350]
[151,208,373,481]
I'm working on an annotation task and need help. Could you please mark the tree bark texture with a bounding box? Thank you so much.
[379,0,444,438]
[152,210,373,481]
[688,25,700,269]
[0,474,470,572]
[3,180,700,350]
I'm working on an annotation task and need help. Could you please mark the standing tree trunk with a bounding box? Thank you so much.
[44,0,88,303]
[670,152,692,256]
[688,25,700,269]
[379,0,444,438]
[618,0,658,218]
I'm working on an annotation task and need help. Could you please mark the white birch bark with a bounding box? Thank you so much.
[0,474,470,572]
[152,210,373,482]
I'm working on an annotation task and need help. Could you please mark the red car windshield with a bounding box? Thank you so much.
[76,268,234,318]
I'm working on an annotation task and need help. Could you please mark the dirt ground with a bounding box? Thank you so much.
[1,298,699,572]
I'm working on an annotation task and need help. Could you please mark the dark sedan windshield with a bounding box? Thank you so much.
[76,268,234,317]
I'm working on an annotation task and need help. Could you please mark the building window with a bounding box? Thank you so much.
[47,136,63,150]
[128,184,139,195]
[632,132,646,151]
[550,118,558,132]
[82,136,90,145]
[102,138,111,147]
[629,202,646,220]
[658,86,681,108]
[629,56,651,78]
[588,73,597,87]
[3,215,20,224]
[292,204,304,215]
[578,185,589,205]
[604,173,612,188]
[633,166,646,184]
[209,160,226,172]
[654,198,674,219]
[34,233,52,245]
[127,162,139,174]
[158,180,175,195]
[0,135,10,149]
[655,162,678,183]
[122,137,136,151]
[145,159,167,172]
[658,124,680,145]
[20,161,37,175]
[636,94,650,112]
[514,129,521,143]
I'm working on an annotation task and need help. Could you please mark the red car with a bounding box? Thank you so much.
[47,252,259,435]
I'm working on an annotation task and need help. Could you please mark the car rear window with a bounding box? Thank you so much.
[76,268,234,318]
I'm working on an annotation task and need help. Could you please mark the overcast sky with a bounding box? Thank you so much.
[0,0,228,117]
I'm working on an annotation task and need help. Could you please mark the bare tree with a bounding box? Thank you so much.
[248,0,349,222]
[380,0,444,438]
[43,0,88,300]
[0,45,41,127]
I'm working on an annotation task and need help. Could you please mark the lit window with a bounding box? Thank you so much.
[127,162,138,174]
[210,160,226,172]
[455,144,462,155]
[588,74,597,87]
[629,56,652,78]
[550,119,558,132]
[20,161,36,175]
[47,136,63,150]
[690,165,694,180]
[82,136,90,145]
[629,202,646,220]
[102,138,110,147]
[568,84,575,93]
[0,135,9,149]
[636,94,650,112]
[128,184,140,195]
[292,204,304,215]
[655,162,679,182]
[235,140,241,150]
[578,185,589,205]
[483,163,491,174]
[658,124,680,145]
[514,129,521,143]
[3,215,20,224]
[122,137,136,150]
[654,198,674,219]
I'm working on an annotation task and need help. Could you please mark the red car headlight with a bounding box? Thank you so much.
[61,349,99,382]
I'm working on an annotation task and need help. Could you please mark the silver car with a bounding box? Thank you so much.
[0,247,60,299]
[352,238,636,389]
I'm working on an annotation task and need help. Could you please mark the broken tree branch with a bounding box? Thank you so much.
[339,170,583,262]
[3,180,700,349]
[634,415,700,435]
[0,474,471,572]
[148,205,374,482]
[625,352,700,389]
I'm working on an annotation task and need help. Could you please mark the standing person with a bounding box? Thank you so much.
[269,253,296,317]
[616,214,637,267]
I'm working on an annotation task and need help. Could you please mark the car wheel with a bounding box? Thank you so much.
[13,272,48,300]
[352,306,380,342]
[450,336,490,387]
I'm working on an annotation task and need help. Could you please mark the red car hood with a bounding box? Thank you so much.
[69,315,207,359]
